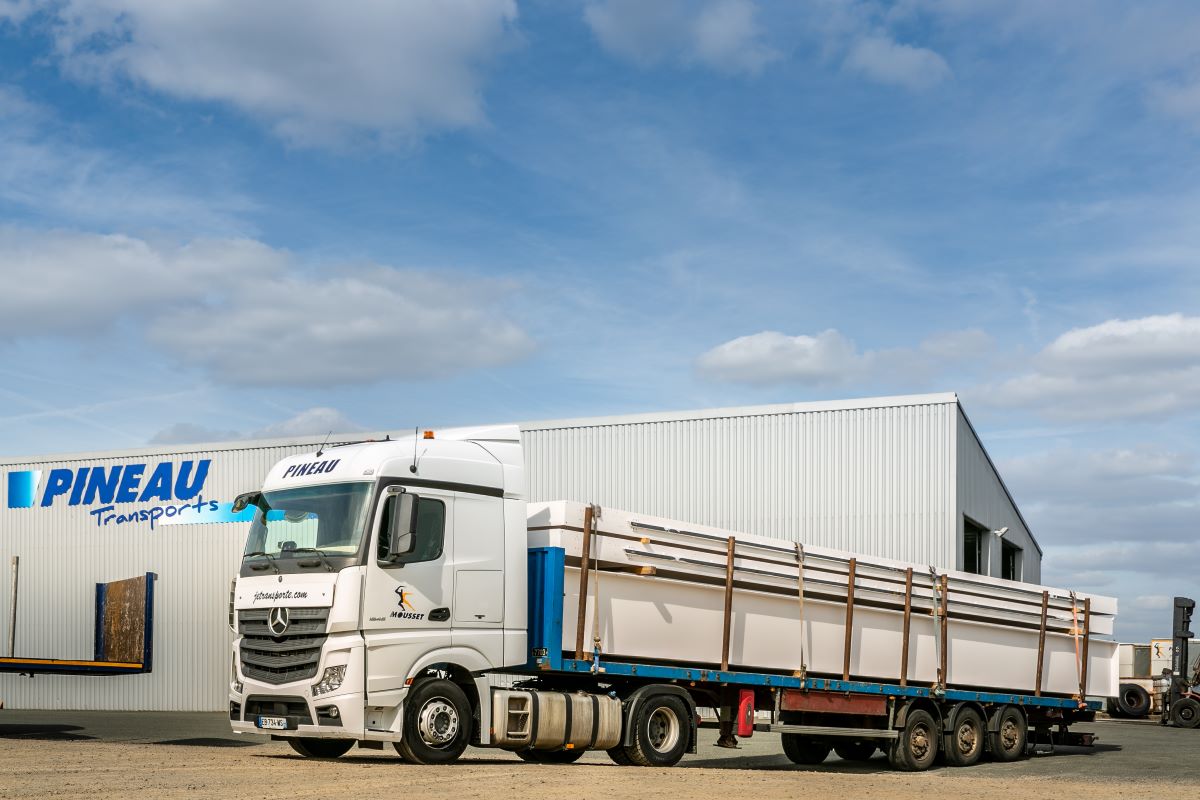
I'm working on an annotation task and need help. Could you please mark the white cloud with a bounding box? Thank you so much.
[696,326,993,386]
[844,35,951,90]
[0,230,282,334]
[696,329,865,385]
[36,0,518,146]
[0,228,534,385]
[585,0,778,76]
[987,314,1200,420]
[149,407,363,445]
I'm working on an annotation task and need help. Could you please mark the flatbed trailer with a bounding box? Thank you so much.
[498,545,1098,769]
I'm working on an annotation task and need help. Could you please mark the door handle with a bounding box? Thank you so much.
[429,607,451,622]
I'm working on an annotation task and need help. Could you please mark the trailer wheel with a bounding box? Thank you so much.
[1115,684,1151,718]
[287,738,354,759]
[833,741,876,762]
[888,709,938,771]
[516,748,587,764]
[1171,697,1200,729]
[988,705,1027,762]
[623,694,690,767]
[395,679,472,765]
[944,707,984,767]
[781,734,831,765]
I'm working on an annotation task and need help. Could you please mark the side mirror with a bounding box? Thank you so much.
[384,494,418,561]
[232,491,262,514]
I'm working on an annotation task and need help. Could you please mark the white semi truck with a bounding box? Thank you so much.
[228,426,1117,771]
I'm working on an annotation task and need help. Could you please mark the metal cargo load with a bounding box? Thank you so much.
[528,502,1117,699]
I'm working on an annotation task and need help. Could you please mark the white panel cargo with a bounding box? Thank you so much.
[529,502,1117,698]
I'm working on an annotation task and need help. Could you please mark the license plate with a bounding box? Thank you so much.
[257,716,289,730]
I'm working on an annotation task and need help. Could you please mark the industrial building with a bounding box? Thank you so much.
[0,392,1038,711]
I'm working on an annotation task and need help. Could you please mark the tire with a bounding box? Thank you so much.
[288,738,355,759]
[516,748,586,764]
[622,694,690,767]
[1171,697,1200,729]
[988,705,1027,762]
[395,679,472,765]
[944,707,984,767]
[607,745,636,766]
[888,708,938,772]
[781,734,831,765]
[1116,684,1152,718]
[833,741,877,762]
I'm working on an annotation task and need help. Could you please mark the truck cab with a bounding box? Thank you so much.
[228,426,528,762]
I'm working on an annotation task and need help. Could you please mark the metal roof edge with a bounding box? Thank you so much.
[517,392,961,431]
[955,401,1044,558]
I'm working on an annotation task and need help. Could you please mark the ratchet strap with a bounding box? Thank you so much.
[794,543,807,680]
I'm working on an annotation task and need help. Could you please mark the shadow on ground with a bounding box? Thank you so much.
[0,723,95,741]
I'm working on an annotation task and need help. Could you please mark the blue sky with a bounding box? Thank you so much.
[1,1,1198,639]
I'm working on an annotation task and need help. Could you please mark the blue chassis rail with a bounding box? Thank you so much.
[518,547,1100,713]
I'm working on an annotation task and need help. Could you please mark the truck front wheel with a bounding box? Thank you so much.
[288,738,354,759]
[395,679,472,764]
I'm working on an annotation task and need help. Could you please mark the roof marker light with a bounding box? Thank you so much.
[423,430,435,439]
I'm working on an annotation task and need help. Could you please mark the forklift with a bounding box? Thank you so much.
[1162,596,1200,728]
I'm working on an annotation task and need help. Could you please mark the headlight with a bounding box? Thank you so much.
[312,665,347,697]
[231,654,243,694]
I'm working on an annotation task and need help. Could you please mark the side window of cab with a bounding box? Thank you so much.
[378,494,446,566]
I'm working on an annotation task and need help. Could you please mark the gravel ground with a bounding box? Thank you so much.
[0,711,1196,799]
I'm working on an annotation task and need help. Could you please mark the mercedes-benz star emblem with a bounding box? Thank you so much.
[268,606,290,636]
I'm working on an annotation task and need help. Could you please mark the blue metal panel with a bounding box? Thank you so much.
[526,547,564,671]
[93,582,106,663]
[142,572,155,674]
[553,659,1099,710]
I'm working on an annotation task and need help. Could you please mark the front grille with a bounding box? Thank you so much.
[239,607,328,685]
[244,695,314,726]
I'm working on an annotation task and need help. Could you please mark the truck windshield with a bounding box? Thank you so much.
[242,482,373,560]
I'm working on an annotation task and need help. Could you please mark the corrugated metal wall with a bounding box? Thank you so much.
[521,398,959,568]
[0,442,321,711]
[955,409,1042,583]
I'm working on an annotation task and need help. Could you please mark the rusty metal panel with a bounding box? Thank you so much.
[99,574,147,664]
[780,690,888,716]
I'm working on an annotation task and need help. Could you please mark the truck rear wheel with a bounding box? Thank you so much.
[1171,697,1200,728]
[888,708,938,771]
[622,694,689,767]
[516,748,586,764]
[833,741,876,762]
[944,707,984,767]
[781,734,830,765]
[395,679,472,765]
[988,705,1026,762]
[288,738,354,759]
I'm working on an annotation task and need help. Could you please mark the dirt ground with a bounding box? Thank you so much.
[1,713,1196,800]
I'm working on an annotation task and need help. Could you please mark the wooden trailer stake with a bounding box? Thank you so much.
[720,536,736,671]
[899,567,913,687]
[574,504,595,661]
[937,575,949,689]
[1079,598,1091,702]
[842,558,857,682]
[1035,590,1049,696]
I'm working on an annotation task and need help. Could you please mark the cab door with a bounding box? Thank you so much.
[361,486,454,702]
